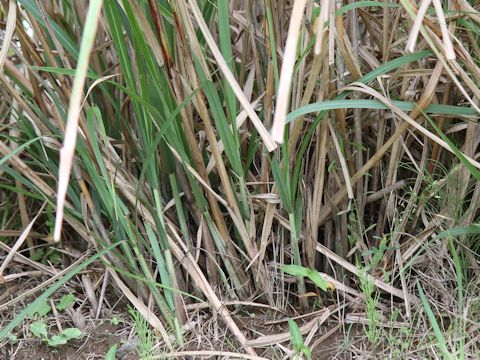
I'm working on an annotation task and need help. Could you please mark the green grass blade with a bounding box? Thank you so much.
[286,100,477,124]
[448,238,465,359]
[217,0,237,121]
[417,281,454,360]
[0,137,40,167]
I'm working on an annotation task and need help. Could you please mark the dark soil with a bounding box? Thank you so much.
[2,323,138,360]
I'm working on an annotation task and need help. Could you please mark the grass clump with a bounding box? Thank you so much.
[0,0,479,358]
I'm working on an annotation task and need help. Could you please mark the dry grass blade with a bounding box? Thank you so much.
[0,242,56,278]
[271,0,307,144]
[80,73,118,109]
[328,122,354,199]
[129,0,165,66]
[0,0,16,73]
[314,0,329,55]
[245,310,332,347]
[406,0,431,53]
[2,270,43,283]
[167,237,258,356]
[431,0,455,60]
[402,0,480,113]
[457,0,480,25]
[53,0,103,242]
[0,202,46,279]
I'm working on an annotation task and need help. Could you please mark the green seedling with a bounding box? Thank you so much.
[27,294,75,319]
[27,294,80,347]
[288,319,311,359]
[129,307,155,360]
[282,264,333,292]
[27,300,51,319]
[56,294,75,311]
[110,316,122,326]
[30,321,81,347]
[105,344,118,360]
[358,265,380,349]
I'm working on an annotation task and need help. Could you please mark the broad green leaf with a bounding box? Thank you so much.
[300,344,312,360]
[30,322,48,339]
[56,294,75,311]
[308,271,329,292]
[105,344,118,360]
[282,265,332,292]
[27,300,51,318]
[48,328,81,347]
[288,319,303,349]
[60,328,82,339]
[48,335,68,346]
[282,264,310,278]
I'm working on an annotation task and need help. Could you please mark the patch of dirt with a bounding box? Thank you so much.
[3,324,138,360]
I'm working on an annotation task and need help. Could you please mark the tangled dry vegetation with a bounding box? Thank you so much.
[0,0,479,359]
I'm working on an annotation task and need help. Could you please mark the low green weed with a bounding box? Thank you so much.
[28,294,80,347]
[288,319,311,360]
[128,307,156,360]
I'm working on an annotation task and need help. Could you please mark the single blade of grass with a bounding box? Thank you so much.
[286,100,478,124]
[270,0,308,144]
[53,0,104,242]
[417,281,454,360]
[217,0,237,122]
[448,238,465,359]
[0,137,40,167]
[0,0,16,73]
